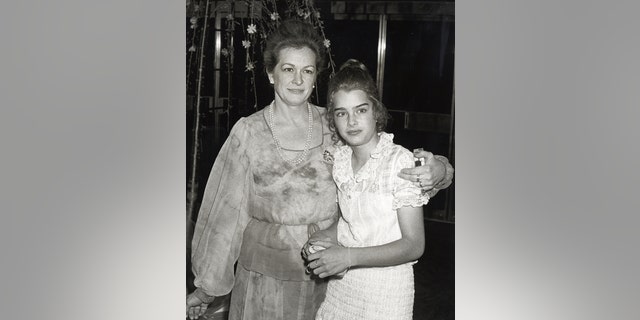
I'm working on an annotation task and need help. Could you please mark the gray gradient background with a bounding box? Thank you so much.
[1,1,638,319]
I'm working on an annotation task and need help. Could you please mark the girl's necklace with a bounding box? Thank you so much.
[267,101,313,166]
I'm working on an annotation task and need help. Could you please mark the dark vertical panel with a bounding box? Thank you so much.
[383,20,455,114]
[317,19,380,107]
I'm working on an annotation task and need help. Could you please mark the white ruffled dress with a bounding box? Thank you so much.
[315,132,429,320]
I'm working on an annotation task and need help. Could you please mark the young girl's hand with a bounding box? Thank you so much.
[306,240,351,278]
[301,240,327,261]
[302,229,337,260]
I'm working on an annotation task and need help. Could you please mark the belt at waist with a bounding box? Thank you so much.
[238,216,336,281]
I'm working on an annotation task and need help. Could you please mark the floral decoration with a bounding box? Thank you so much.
[322,149,334,164]
[247,23,257,34]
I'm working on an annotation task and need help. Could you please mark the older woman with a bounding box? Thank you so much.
[186,19,454,320]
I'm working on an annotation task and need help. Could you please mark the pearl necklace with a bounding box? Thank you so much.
[267,101,314,166]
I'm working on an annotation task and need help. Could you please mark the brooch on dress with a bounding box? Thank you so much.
[322,149,334,164]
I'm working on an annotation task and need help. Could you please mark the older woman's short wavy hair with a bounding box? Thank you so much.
[263,19,327,74]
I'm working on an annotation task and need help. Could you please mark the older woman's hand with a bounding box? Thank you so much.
[186,292,210,319]
[398,150,447,189]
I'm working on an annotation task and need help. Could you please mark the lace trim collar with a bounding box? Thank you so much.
[334,132,395,185]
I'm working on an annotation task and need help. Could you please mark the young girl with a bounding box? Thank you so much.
[304,59,429,320]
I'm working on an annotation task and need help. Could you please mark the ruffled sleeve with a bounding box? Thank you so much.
[392,151,430,210]
[191,118,252,298]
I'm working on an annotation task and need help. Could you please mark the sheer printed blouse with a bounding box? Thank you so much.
[191,105,339,298]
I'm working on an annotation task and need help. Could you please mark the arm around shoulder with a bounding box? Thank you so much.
[433,155,454,190]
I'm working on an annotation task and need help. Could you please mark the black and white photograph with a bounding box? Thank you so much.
[6,1,640,320]
[186,1,455,319]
